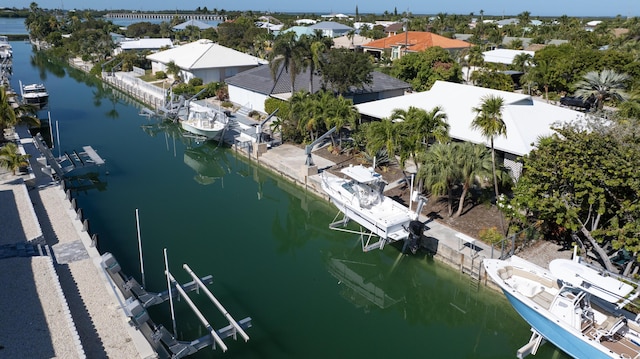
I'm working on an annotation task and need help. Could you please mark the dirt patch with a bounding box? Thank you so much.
[315,146,504,239]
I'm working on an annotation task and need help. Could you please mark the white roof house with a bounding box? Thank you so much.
[115,38,173,55]
[482,49,535,65]
[355,81,586,178]
[146,39,267,84]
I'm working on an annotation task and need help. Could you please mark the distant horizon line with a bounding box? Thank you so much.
[5,6,635,18]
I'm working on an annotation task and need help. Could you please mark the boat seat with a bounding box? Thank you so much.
[596,315,626,340]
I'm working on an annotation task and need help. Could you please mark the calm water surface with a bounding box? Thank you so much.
[8,40,569,359]
[0,17,27,35]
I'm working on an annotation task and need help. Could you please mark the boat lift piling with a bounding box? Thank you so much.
[167,271,229,352]
[183,264,250,342]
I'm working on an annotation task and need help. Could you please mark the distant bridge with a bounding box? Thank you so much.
[104,12,227,22]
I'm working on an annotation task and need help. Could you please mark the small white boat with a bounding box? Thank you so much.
[20,81,49,108]
[0,35,11,60]
[180,101,228,140]
[484,255,640,359]
[321,164,425,252]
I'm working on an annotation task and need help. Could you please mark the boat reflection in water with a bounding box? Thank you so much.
[183,142,231,186]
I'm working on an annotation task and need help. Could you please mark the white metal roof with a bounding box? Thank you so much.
[355,81,586,156]
[482,49,535,65]
[120,38,173,50]
[146,39,267,70]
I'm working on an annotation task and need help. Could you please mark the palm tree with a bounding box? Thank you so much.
[523,58,552,101]
[0,87,18,133]
[165,61,182,82]
[0,142,30,175]
[574,69,630,111]
[454,142,492,217]
[391,106,449,175]
[365,119,402,165]
[471,95,506,201]
[269,31,304,94]
[466,46,484,82]
[418,142,458,216]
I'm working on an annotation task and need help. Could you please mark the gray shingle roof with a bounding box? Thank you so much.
[225,63,410,96]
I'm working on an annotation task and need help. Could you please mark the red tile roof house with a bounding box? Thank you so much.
[362,31,471,61]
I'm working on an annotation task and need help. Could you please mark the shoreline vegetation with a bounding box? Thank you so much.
[5,4,640,276]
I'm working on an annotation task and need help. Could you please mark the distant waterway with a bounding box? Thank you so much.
[0,17,28,35]
[8,41,569,359]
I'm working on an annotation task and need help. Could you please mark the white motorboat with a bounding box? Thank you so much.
[180,101,228,140]
[321,164,425,252]
[484,255,640,359]
[21,81,49,108]
[0,35,11,60]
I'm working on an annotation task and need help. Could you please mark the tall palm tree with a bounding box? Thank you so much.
[471,95,506,201]
[523,58,552,101]
[454,142,492,217]
[574,69,630,111]
[269,31,304,94]
[0,142,30,175]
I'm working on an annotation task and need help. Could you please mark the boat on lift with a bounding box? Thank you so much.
[484,255,640,359]
[179,101,229,140]
[321,164,426,252]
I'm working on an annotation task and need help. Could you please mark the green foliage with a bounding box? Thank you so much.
[479,227,504,244]
[155,71,167,80]
[188,78,203,87]
[221,101,234,108]
[0,143,30,175]
[264,97,290,121]
[471,69,515,92]
[319,48,373,94]
[125,22,161,38]
[391,47,462,91]
[510,125,640,266]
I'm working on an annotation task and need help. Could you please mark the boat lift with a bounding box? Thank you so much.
[517,328,546,358]
[328,194,429,253]
[305,126,337,166]
[101,252,251,358]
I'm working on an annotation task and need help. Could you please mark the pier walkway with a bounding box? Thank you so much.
[0,125,155,358]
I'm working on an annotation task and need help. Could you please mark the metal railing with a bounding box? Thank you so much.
[490,225,543,259]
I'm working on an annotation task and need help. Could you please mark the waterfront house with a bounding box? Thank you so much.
[354,81,587,180]
[361,31,471,60]
[146,39,267,84]
[225,64,411,113]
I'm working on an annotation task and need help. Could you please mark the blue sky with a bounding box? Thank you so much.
[9,0,638,17]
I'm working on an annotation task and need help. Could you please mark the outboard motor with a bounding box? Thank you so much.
[405,220,425,254]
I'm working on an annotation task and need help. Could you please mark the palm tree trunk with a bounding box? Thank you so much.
[447,186,453,217]
[455,184,469,217]
[490,139,499,200]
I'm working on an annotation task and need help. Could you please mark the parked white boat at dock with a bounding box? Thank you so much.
[484,255,640,359]
[179,101,229,140]
[20,80,49,108]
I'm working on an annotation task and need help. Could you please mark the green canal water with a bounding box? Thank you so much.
[9,40,569,358]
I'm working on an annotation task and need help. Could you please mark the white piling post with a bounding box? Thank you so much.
[55,120,61,159]
[136,208,145,288]
[164,248,177,338]
[48,112,54,149]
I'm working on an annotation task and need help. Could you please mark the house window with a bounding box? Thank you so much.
[391,46,400,60]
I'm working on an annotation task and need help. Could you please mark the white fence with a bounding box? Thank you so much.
[102,72,167,110]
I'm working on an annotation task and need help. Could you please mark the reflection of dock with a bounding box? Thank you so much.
[327,257,404,310]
